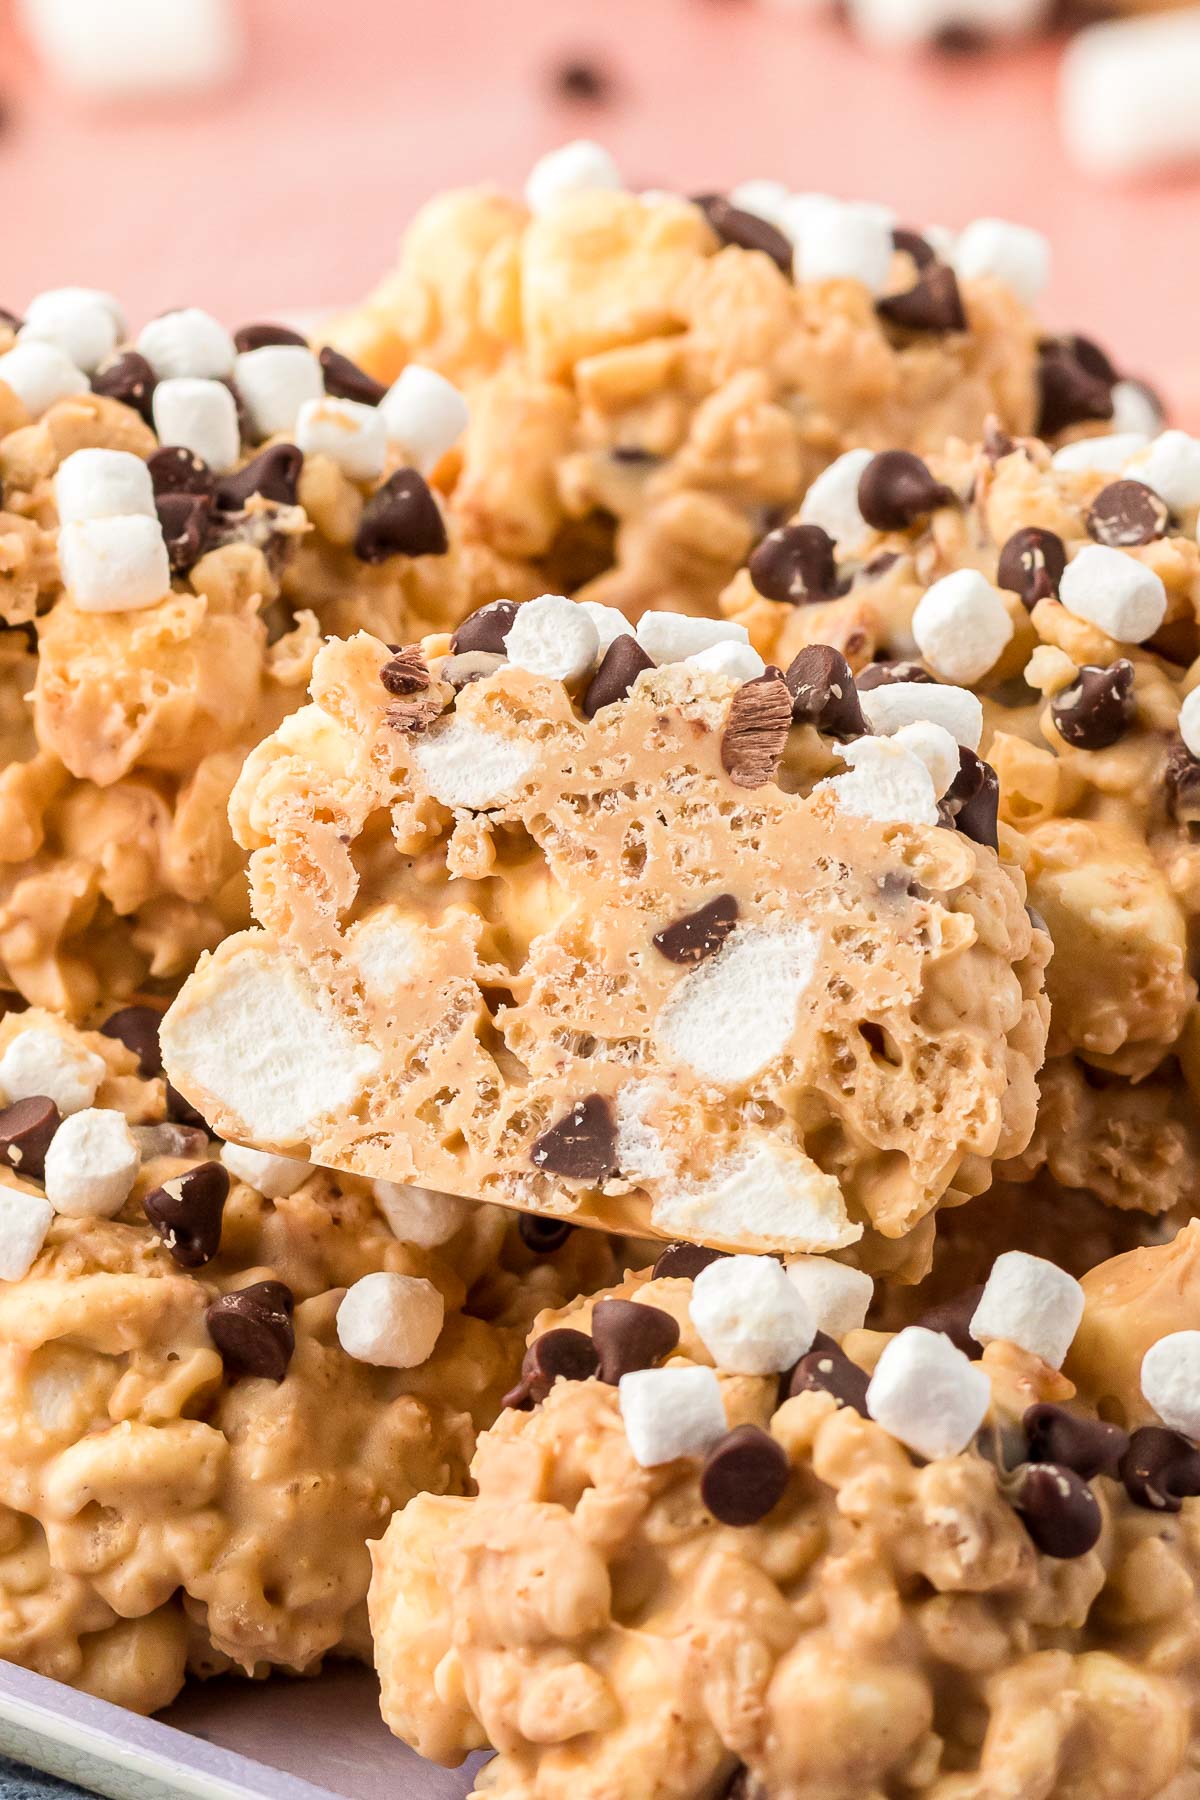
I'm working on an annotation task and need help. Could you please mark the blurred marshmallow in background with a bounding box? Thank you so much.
[1061,10,1200,179]
[16,0,244,100]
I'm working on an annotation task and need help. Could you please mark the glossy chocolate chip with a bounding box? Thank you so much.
[855,659,935,690]
[355,468,448,562]
[787,1344,870,1416]
[379,646,431,696]
[148,445,216,499]
[700,1425,790,1527]
[591,1298,680,1384]
[785,644,867,741]
[914,1284,984,1358]
[997,526,1066,608]
[319,345,387,407]
[721,671,792,790]
[857,451,954,532]
[652,894,739,965]
[518,1214,575,1254]
[1051,659,1135,751]
[530,1095,619,1183]
[1023,1402,1128,1480]
[583,634,655,717]
[1086,479,1168,549]
[877,264,966,334]
[502,1327,600,1409]
[206,1280,295,1381]
[652,1242,727,1281]
[99,1004,163,1077]
[1166,740,1200,828]
[91,350,157,426]
[942,748,1000,850]
[157,492,214,575]
[748,524,842,604]
[450,600,518,656]
[1121,1425,1200,1512]
[216,442,303,510]
[0,1096,60,1181]
[233,322,308,352]
[143,1161,230,1268]
[166,1082,208,1132]
[1011,1462,1102,1558]
[1036,336,1115,438]
[1072,334,1120,387]
[692,194,793,277]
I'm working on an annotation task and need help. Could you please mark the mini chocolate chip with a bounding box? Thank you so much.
[99,1004,163,1077]
[943,747,1000,850]
[857,451,955,532]
[552,56,613,101]
[1071,334,1120,387]
[1023,1402,1128,1480]
[148,446,216,499]
[892,227,936,269]
[531,1096,618,1183]
[233,322,308,352]
[1166,740,1200,827]
[611,445,658,465]
[144,1161,229,1268]
[996,526,1066,608]
[983,418,1017,463]
[319,345,387,407]
[1121,1425,1200,1512]
[441,650,506,690]
[582,634,655,717]
[1011,1462,1102,1558]
[652,894,738,965]
[518,1214,575,1253]
[1036,336,1115,438]
[692,194,793,277]
[0,1096,60,1180]
[216,442,303,510]
[355,468,448,562]
[450,600,518,656]
[1086,479,1168,548]
[90,351,157,426]
[877,264,966,334]
[914,1284,984,1358]
[700,1425,790,1527]
[502,1327,599,1409]
[855,659,935,691]
[785,644,867,741]
[592,1298,680,1383]
[1051,659,1135,751]
[157,492,214,575]
[721,670,792,790]
[166,1081,208,1133]
[861,550,900,580]
[787,1344,870,1416]
[748,524,842,604]
[206,1280,295,1381]
[379,646,431,696]
[652,1242,727,1280]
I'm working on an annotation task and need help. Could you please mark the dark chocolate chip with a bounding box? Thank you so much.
[943,748,1000,850]
[166,1082,208,1132]
[379,646,431,696]
[787,1344,870,1416]
[502,1327,599,1409]
[319,345,387,407]
[1071,334,1120,388]
[652,894,738,965]
[700,1425,790,1527]
[855,660,935,691]
[1086,479,1168,549]
[891,227,936,269]
[90,351,157,426]
[582,634,655,717]
[148,445,216,500]
[591,1298,680,1384]
[748,524,842,604]
[914,1284,984,1358]
[997,526,1066,608]
[143,1161,229,1269]
[215,442,303,510]
[1166,740,1200,827]
[1023,1402,1128,1480]
[1051,659,1135,751]
[861,550,900,580]
[692,194,793,277]
[0,1096,60,1180]
[1011,1462,1102,1558]
[857,451,955,532]
[651,1242,726,1280]
[552,56,613,102]
[233,322,308,353]
[983,418,1016,463]
[518,1214,575,1254]
[1121,1425,1200,1512]
[610,445,658,465]
[877,264,966,334]
[99,1004,163,1077]
[530,1095,618,1183]
[355,468,448,562]
[441,650,506,690]
[785,644,867,741]
[206,1280,295,1381]
[721,670,792,789]
[157,492,214,575]
[450,600,518,656]
[1036,336,1115,438]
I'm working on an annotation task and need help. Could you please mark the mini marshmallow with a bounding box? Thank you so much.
[505,594,600,682]
[0,1029,104,1115]
[0,1185,53,1282]
[525,140,623,215]
[892,720,960,799]
[152,377,240,473]
[1051,432,1149,475]
[858,680,984,752]
[1061,11,1200,181]
[220,1141,311,1199]
[1058,544,1167,644]
[690,1254,815,1374]
[1110,381,1164,440]
[296,396,387,482]
[969,1251,1085,1368]
[43,1108,140,1219]
[867,1326,992,1460]
[1179,687,1200,759]
[1127,430,1200,513]
[728,178,792,229]
[373,1180,471,1248]
[379,365,469,471]
[797,448,875,553]
[138,308,236,380]
[687,640,767,682]
[580,601,634,657]
[912,569,1014,685]
[412,718,539,810]
[820,735,939,827]
[233,345,323,439]
[1141,1331,1200,1438]
[54,448,155,524]
[20,288,121,372]
[951,219,1051,307]
[793,200,893,295]
[336,1271,445,1369]
[0,342,89,417]
[655,923,819,1087]
[618,1364,728,1467]
[635,613,750,665]
[58,516,171,612]
[17,0,242,99]
[785,1257,874,1338]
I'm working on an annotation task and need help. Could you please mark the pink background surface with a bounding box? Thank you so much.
[1,0,1199,416]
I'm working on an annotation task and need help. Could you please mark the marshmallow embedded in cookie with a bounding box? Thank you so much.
[0,342,89,417]
[43,1108,140,1218]
[1058,544,1167,643]
[234,345,323,439]
[970,1251,1085,1368]
[525,140,623,215]
[58,515,172,612]
[373,1182,471,1247]
[912,570,1014,685]
[379,366,469,470]
[220,1142,311,1199]
[951,218,1050,306]
[138,309,236,381]
[0,1186,54,1282]
[20,288,122,372]
[619,1364,728,1466]
[785,1257,874,1337]
[0,1030,104,1115]
[336,1272,446,1368]
[152,378,240,473]
[55,449,156,524]
[866,1325,992,1459]
[505,594,600,681]
[690,1254,815,1374]
[296,396,387,481]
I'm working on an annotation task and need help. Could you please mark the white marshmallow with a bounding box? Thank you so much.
[233,345,323,439]
[16,0,242,98]
[412,717,539,810]
[0,1185,53,1282]
[336,1271,445,1369]
[1110,380,1164,440]
[951,219,1050,307]
[43,1108,140,1219]
[655,923,819,1086]
[892,720,960,799]
[58,515,171,613]
[20,288,120,372]
[0,342,89,417]
[866,1326,991,1459]
[525,140,623,215]
[1141,1331,1200,1438]
[1127,430,1200,513]
[784,1257,874,1338]
[618,1364,728,1467]
[505,594,600,682]
[373,1181,471,1248]
[858,680,984,752]
[580,601,635,657]
[1051,432,1148,475]
[912,570,1014,685]
[819,736,940,827]
[1058,544,1167,644]
[138,308,235,380]
[728,179,792,229]
[220,1141,311,1200]
[295,396,387,482]
[0,1029,104,1115]
[793,201,893,295]
[152,377,240,473]
[1061,11,1200,181]
[635,613,749,664]
[798,448,875,553]
[379,366,469,472]
[686,640,767,682]
[1179,687,1200,759]
[653,1139,859,1254]
[54,448,155,525]
[690,1253,815,1375]
[969,1251,1085,1368]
